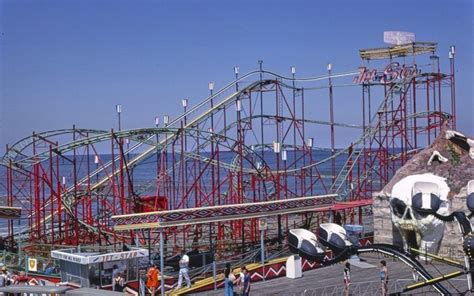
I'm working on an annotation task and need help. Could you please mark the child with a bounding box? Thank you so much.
[380,260,389,296]
[343,262,351,296]
[146,264,159,296]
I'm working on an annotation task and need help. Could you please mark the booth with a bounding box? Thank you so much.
[344,224,364,261]
[344,224,364,246]
[51,246,149,288]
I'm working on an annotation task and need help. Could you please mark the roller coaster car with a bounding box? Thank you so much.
[411,181,442,215]
[467,180,474,212]
[135,196,168,213]
[318,223,353,253]
[288,229,325,261]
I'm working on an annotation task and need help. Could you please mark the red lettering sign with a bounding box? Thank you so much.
[354,62,420,84]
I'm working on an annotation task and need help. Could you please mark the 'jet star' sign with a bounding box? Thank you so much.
[354,62,421,84]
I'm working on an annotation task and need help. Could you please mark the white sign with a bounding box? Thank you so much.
[384,31,415,45]
[88,249,148,264]
[51,248,149,265]
[51,251,88,264]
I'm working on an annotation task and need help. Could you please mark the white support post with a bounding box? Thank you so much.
[160,229,165,296]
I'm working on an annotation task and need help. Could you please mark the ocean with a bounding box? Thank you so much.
[0,148,356,234]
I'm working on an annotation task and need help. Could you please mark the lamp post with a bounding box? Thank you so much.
[449,45,456,129]
[234,66,239,91]
[181,99,188,125]
[327,63,336,189]
[116,104,122,130]
[273,142,283,246]
[209,82,214,131]
[160,228,165,296]
[259,218,267,281]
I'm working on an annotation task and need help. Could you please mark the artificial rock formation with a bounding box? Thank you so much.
[374,127,474,259]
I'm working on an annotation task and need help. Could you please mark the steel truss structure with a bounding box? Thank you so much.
[0,42,457,258]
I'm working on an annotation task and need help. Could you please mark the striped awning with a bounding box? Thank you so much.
[112,194,337,231]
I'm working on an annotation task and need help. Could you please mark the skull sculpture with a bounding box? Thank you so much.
[390,173,450,254]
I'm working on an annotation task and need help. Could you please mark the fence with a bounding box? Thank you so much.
[301,278,467,296]
[0,250,60,277]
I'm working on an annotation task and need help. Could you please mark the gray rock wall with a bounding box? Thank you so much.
[373,195,403,246]
[438,192,469,259]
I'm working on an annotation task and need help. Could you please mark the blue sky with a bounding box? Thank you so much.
[0,0,472,154]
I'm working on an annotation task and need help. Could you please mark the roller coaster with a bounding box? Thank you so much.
[0,42,457,273]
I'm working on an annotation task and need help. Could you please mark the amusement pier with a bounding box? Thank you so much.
[1,34,473,295]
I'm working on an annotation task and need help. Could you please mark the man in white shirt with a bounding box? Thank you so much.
[177,250,191,289]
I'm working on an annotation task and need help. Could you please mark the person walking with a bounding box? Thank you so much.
[238,266,245,295]
[146,263,159,296]
[224,263,236,296]
[343,262,351,296]
[241,267,251,296]
[176,250,191,289]
[380,260,389,296]
[0,268,6,296]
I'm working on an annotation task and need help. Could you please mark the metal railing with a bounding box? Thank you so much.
[301,278,467,296]
[302,279,422,296]
[0,250,60,277]
[165,246,290,292]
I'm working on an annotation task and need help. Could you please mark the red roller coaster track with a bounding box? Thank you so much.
[0,42,456,260]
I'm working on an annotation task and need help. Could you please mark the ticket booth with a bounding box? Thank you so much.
[344,224,364,246]
[51,247,149,288]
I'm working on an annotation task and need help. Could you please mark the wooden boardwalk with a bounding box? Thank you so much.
[191,254,468,295]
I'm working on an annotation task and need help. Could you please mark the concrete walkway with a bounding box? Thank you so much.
[191,254,468,295]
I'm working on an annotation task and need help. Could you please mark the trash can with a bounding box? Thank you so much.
[286,255,302,279]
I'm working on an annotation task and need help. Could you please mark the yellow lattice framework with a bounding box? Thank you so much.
[359,42,437,60]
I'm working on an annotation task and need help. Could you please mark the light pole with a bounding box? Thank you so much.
[16,218,28,274]
[449,45,456,129]
[155,116,160,177]
[327,63,336,189]
[116,104,122,131]
[209,82,214,129]
[273,142,282,246]
[234,66,239,91]
[182,99,188,126]
[259,218,267,281]
[160,228,165,296]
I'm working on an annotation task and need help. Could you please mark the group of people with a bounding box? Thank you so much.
[0,268,30,287]
[146,250,191,296]
[343,260,389,296]
[224,264,251,296]
[146,250,252,295]
[144,253,389,296]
